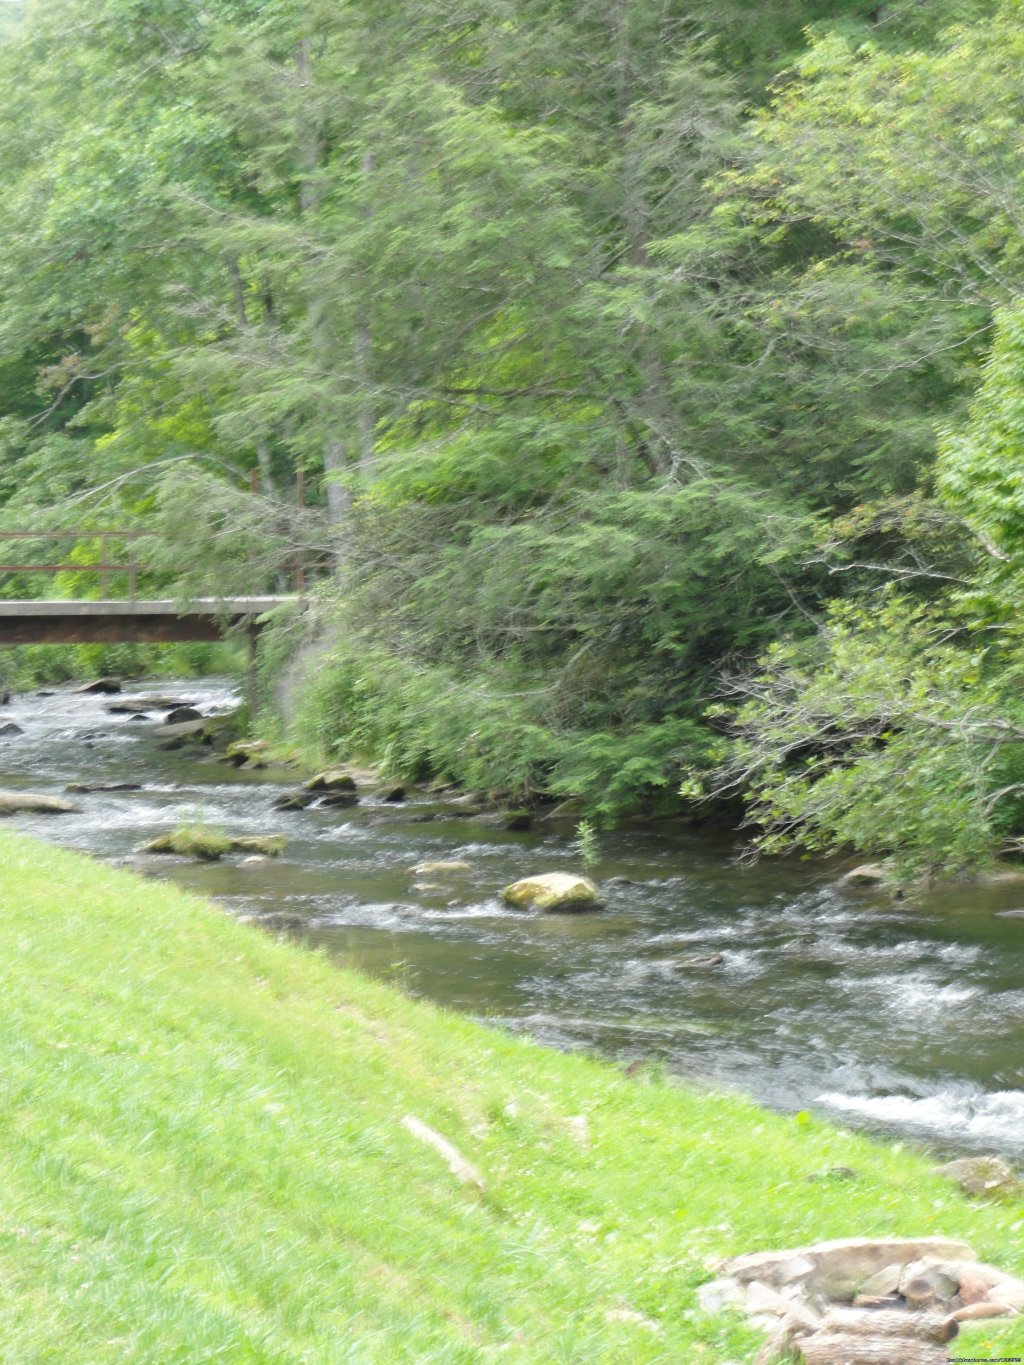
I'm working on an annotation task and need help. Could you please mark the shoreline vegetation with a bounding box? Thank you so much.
[0,829,1021,1362]
[6,3,1024,883]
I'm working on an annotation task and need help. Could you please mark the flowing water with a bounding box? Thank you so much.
[2,677,1023,1160]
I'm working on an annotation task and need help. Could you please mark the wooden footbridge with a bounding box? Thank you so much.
[0,596,302,645]
[0,530,317,645]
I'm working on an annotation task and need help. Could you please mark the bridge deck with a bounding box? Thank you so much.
[0,598,304,644]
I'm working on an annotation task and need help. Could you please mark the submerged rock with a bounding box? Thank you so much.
[411,859,471,876]
[502,872,600,912]
[106,695,199,714]
[678,952,726,969]
[0,790,79,815]
[0,721,23,737]
[272,790,316,812]
[65,782,142,793]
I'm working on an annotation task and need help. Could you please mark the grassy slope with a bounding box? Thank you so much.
[0,832,1021,1364]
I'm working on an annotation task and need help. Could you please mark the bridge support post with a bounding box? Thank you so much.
[246,624,260,723]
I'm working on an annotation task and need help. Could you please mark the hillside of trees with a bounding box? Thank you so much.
[2,0,1024,876]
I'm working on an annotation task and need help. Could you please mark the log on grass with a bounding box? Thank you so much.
[799,1334,948,1365]
[819,1308,957,1343]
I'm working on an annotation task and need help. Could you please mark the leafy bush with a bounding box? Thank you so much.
[695,597,1024,878]
[277,477,815,819]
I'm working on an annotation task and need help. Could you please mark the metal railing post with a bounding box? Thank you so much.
[99,533,110,597]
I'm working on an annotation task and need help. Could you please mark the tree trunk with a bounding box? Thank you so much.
[607,1,683,480]
[321,436,351,531]
[799,1335,948,1365]
[353,148,376,482]
[296,36,350,556]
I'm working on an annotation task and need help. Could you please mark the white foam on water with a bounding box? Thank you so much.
[841,973,980,1016]
[418,904,519,922]
[818,1088,1024,1148]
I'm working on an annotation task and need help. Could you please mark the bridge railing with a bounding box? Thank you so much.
[0,530,156,597]
[0,530,329,598]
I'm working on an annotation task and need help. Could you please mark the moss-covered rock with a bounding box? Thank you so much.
[224,739,271,769]
[141,829,288,860]
[141,826,231,860]
[228,836,288,857]
[502,873,600,912]
[305,770,357,793]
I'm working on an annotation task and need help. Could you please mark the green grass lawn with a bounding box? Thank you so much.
[0,828,1021,1363]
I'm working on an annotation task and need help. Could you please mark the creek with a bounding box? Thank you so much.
[2,676,1023,1161]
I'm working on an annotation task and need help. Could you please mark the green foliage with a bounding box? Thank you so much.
[573,819,600,870]
[938,299,1024,632]
[284,478,811,816]
[698,597,1024,878]
[288,635,711,816]
[4,0,1024,869]
[0,640,241,691]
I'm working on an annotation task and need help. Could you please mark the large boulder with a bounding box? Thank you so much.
[0,790,79,815]
[165,706,203,725]
[502,872,601,912]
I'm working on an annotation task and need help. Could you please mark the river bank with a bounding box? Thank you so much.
[0,828,1021,1362]
[2,676,1024,1165]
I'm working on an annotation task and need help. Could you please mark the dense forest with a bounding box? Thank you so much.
[2,0,1024,877]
